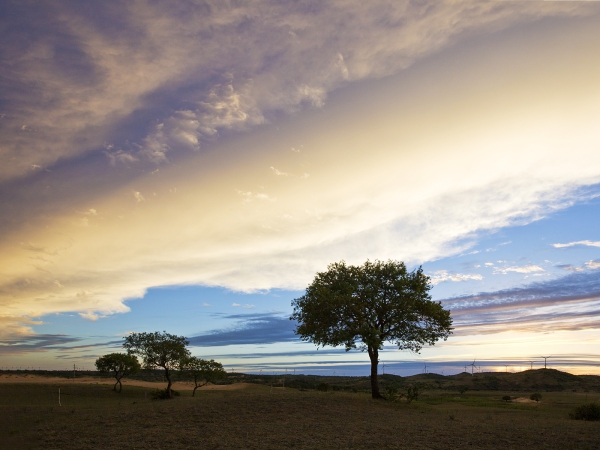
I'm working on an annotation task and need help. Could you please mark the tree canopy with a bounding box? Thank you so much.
[123,331,190,398]
[95,353,140,393]
[291,260,453,399]
[180,356,227,396]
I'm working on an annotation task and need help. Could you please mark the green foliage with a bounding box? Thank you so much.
[317,383,330,392]
[123,331,190,398]
[458,386,468,394]
[569,403,600,421]
[123,331,190,371]
[94,353,140,393]
[530,392,542,402]
[180,356,226,396]
[291,260,453,353]
[502,395,512,402]
[384,386,402,402]
[406,384,420,403]
[291,260,453,399]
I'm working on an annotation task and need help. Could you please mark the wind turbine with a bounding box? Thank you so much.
[470,360,477,375]
[528,361,533,370]
[540,356,551,369]
[423,363,428,374]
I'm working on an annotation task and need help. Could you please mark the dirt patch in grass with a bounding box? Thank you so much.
[0,374,247,391]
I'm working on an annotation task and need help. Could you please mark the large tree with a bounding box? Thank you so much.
[291,260,453,399]
[95,353,141,393]
[123,331,190,398]
[180,356,226,396]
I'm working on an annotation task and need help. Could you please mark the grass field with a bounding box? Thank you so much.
[1,380,599,449]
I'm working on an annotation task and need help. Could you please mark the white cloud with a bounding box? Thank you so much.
[232,303,241,307]
[270,167,289,177]
[78,311,102,321]
[558,264,584,272]
[494,265,545,275]
[585,260,600,270]
[553,240,600,248]
[429,270,483,285]
[133,191,145,202]
[202,302,211,307]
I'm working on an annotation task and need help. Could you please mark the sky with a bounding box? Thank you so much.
[1,1,600,376]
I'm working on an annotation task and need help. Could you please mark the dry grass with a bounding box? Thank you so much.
[1,382,599,449]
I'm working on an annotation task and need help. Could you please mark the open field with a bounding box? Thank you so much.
[1,375,599,449]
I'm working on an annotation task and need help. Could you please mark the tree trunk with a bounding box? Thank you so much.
[165,367,172,398]
[368,347,384,399]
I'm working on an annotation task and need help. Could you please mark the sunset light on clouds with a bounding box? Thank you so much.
[1,1,599,375]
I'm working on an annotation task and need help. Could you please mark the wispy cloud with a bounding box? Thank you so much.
[429,270,483,285]
[189,314,296,347]
[442,271,600,333]
[553,240,600,248]
[0,334,81,356]
[494,265,544,275]
[556,264,584,272]
[586,260,600,270]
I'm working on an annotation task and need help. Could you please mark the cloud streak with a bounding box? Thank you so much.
[189,314,296,347]
[442,270,600,334]
[553,240,600,249]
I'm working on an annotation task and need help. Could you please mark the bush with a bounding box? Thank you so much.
[530,392,542,402]
[151,389,180,400]
[384,386,402,402]
[569,403,600,421]
[317,383,330,392]
[502,395,512,402]
[406,384,420,403]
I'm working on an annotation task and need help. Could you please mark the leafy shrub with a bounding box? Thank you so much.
[530,392,542,402]
[458,386,468,394]
[406,384,420,403]
[384,386,402,402]
[569,403,600,421]
[151,389,180,400]
[502,395,512,402]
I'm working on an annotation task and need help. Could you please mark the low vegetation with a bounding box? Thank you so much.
[1,380,599,449]
[569,402,600,421]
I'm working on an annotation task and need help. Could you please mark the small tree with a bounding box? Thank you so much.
[123,331,190,398]
[95,353,140,393]
[291,260,453,399]
[180,357,226,396]
[530,392,542,402]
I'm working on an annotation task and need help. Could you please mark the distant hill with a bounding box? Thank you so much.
[230,368,600,393]
[411,368,600,392]
[2,368,598,393]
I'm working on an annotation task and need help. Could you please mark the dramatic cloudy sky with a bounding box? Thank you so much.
[1,1,600,375]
